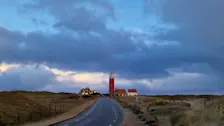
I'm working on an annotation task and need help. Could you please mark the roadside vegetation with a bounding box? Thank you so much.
[117,95,224,126]
[0,91,96,126]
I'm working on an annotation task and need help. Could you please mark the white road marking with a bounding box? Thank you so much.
[113,120,116,122]
[75,116,85,122]
[78,118,94,125]
[64,124,68,126]
[74,100,101,123]
[86,99,101,115]
[112,106,118,117]
[109,124,112,126]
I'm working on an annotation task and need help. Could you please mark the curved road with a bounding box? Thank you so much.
[53,98,124,126]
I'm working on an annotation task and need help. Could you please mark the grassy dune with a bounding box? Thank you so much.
[117,95,224,126]
[0,91,92,126]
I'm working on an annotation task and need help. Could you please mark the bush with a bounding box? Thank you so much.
[145,115,159,126]
[133,107,141,114]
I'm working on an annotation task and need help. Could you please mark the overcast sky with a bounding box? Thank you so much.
[0,0,223,95]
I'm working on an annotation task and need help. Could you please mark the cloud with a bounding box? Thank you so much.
[0,62,20,72]
[44,65,152,90]
[144,1,224,55]
[22,0,115,23]
[0,63,55,91]
[143,0,224,75]
[0,63,152,93]
[0,0,190,79]
[0,62,223,94]
[151,69,222,92]
[134,64,223,95]
[0,0,223,94]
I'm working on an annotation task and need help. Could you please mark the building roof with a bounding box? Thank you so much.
[80,87,91,93]
[128,89,137,93]
[85,88,90,90]
[115,89,126,94]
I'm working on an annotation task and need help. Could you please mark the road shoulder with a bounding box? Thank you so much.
[21,99,97,126]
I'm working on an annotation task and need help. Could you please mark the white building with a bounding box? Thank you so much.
[127,89,138,96]
[80,88,91,96]
[92,90,97,94]
[79,88,97,96]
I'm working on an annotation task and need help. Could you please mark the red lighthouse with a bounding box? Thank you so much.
[109,72,115,96]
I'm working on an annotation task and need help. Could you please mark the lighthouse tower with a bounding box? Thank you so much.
[109,72,115,96]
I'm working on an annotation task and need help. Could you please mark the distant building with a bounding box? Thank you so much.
[127,89,138,96]
[80,88,91,96]
[115,89,127,96]
[92,90,97,94]
[79,88,98,96]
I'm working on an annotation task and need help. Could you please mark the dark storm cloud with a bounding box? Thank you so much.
[0,25,138,73]
[0,27,25,62]
[0,65,55,91]
[143,0,224,75]
[0,25,208,79]
[1,0,223,81]
[23,0,114,21]
[145,0,224,53]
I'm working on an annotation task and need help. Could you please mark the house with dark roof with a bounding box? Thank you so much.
[127,89,138,96]
[114,89,127,96]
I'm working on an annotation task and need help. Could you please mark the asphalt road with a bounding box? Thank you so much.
[53,98,124,126]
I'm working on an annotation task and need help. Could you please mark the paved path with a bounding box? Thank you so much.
[53,98,124,126]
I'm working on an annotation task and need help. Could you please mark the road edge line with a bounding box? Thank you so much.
[48,97,100,126]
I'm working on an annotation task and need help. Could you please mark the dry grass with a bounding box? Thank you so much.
[0,91,93,126]
[171,98,224,126]
[117,95,224,126]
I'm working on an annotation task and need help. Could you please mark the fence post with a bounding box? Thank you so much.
[29,113,32,121]
[60,104,62,113]
[62,104,64,112]
[54,103,57,114]
[17,112,20,123]
[40,107,42,118]
[49,104,52,116]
